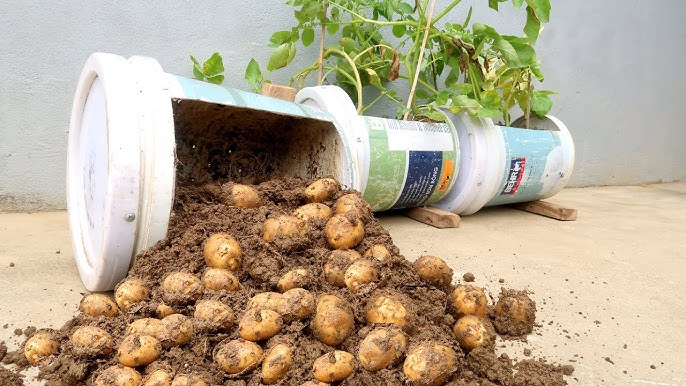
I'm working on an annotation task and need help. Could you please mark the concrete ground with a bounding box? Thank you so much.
[1,183,685,385]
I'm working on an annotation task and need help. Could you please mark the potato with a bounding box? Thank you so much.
[493,289,536,336]
[201,268,239,292]
[334,193,372,223]
[24,330,58,365]
[80,294,119,317]
[323,249,361,287]
[214,339,263,374]
[312,294,354,346]
[358,326,407,371]
[162,272,204,304]
[261,343,293,384]
[159,314,194,348]
[262,215,309,250]
[312,350,356,383]
[413,255,453,288]
[325,214,365,249]
[142,369,172,386]
[239,308,283,341]
[344,259,379,292]
[278,288,315,322]
[453,315,496,351]
[156,303,176,318]
[94,365,142,386]
[403,342,457,386]
[126,318,162,337]
[277,268,310,292]
[293,203,334,222]
[203,233,242,271]
[247,292,283,312]
[117,334,162,367]
[363,244,391,263]
[304,178,339,203]
[115,278,149,312]
[365,292,413,330]
[223,183,262,208]
[70,326,113,358]
[171,374,208,386]
[450,285,488,318]
[194,299,235,332]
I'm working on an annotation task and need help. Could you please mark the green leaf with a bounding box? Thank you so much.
[480,90,502,110]
[190,55,200,67]
[365,68,383,89]
[493,38,536,67]
[267,43,294,71]
[340,37,357,53]
[525,0,550,23]
[202,52,224,77]
[523,6,541,43]
[270,31,292,46]
[417,109,448,122]
[445,69,460,88]
[192,66,204,81]
[436,91,451,105]
[245,58,263,86]
[327,22,339,35]
[397,2,415,15]
[414,88,431,102]
[530,62,544,81]
[530,91,553,117]
[512,0,525,7]
[449,95,482,115]
[463,6,473,27]
[205,74,225,85]
[475,108,502,118]
[302,27,315,47]
[392,24,406,38]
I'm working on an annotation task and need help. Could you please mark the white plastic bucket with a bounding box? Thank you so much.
[434,114,574,215]
[68,53,357,291]
[296,87,460,211]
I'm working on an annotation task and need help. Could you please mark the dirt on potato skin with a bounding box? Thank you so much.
[7,178,571,386]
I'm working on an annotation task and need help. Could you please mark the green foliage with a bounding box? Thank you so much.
[190,53,225,85]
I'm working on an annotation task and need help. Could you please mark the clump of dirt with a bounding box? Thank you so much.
[4,178,572,385]
[0,367,23,386]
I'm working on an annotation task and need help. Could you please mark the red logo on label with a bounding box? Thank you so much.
[501,157,526,195]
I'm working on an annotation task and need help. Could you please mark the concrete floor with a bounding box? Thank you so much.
[1,183,685,385]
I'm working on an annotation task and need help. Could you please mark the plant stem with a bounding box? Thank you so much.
[432,0,463,24]
[318,0,328,85]
[405,0,437,120]
[526,70,532,128]
[328,1,419,27]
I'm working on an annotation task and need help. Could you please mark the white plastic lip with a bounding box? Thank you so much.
[67,53,142,291]
[530,115,575,200]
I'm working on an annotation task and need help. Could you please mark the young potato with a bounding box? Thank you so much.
[363,244,391,263]
[117,334,162,367]
[450,285,488,318]
[214,339,263,374]
[94,365,142,386]
[403,342,458,386]
[239,308,283,341]
[156,303,176,318]
[277,268,310,292]
[323,249,361,287]
[493,289,536,336]
[171,374,208,386]
[158,314,194,348]
[278,288,315,322]
[365,292,413,330]
[126,318,163,337]
[413,255,454,288]
[312,294,354,347]
[262,215,309,251]
[142,369,172,386]
[453,315,496,351]
[312,351,356,383]
[201,268,239,292]
[223,183,262,208]
[358,326,408,371]
[344,259,379,292]
[293,203,333,222]
[24,330,58,365]
[203,233,242,271]
[162,272,204,304]
[261,343,293,385]
[80,294,119,317]
[334,193,372,223]
[115,278,150,312]
[193,299,235,332]
[325,214,365,249]
[304,178,339,203]
[247,292,284,312]
[70,326,113,358]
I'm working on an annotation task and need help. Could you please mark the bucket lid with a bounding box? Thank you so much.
[67,53,175,291]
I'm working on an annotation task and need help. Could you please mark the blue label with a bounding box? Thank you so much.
[500,157,526,195]
[392,151,443,209]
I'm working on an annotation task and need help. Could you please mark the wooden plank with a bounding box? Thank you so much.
[509,200,578,221]
[403,207,461,229]
[261,83,297,102]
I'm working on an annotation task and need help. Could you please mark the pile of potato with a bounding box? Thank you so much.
[23,178,538,386]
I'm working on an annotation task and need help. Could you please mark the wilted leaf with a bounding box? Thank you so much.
[388,52,400,80]
[366,68,382,89]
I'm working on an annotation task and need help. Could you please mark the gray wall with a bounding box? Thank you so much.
[1,0,685,211]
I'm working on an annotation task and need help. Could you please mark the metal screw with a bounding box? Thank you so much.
[124,213,136,222]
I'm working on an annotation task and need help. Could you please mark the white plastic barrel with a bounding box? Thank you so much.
[68,53,357,291]
[296,86,460,211]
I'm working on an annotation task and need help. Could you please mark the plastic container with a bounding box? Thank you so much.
[434,114,574,215]
[296,86,460,211]
[68,53,357,291]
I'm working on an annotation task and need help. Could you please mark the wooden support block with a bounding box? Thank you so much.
[403,207,461,229]
[509,200,577,221]
[261,83,297,102]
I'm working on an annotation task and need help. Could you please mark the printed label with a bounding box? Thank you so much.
[500,157,526,195]
[392,151,443,209]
